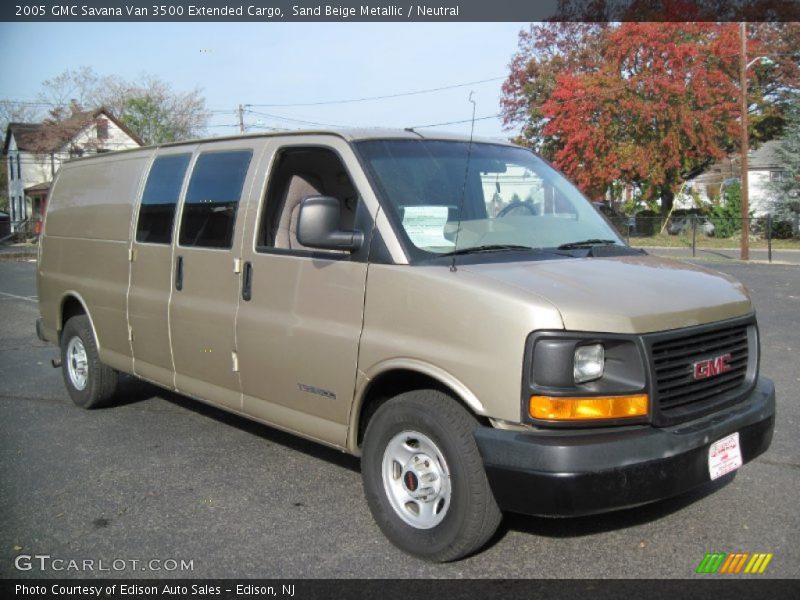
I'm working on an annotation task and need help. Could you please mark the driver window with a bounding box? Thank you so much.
[257,147,359,253]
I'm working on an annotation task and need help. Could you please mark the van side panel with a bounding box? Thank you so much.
[39,153,151,372]
[45,155,146,241]
[356,264,564,427]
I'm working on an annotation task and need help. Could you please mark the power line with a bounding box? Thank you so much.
[245,109,351,128]
[247,125,290,132]
[247,76,506,108]
[1,74,503,111]
[410,114,504,129]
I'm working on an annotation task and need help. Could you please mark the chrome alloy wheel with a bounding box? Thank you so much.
[381,430,452,529]
[66,336,89,391]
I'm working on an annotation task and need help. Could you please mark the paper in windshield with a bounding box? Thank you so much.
[402,206,454,249]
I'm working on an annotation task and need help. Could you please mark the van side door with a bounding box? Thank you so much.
[169,140,264,409]
[236,139,374,447]
[128,148,195,385]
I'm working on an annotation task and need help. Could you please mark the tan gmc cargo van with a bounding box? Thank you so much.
[36,130,775,561]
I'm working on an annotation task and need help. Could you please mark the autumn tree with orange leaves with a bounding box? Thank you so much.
[501,22,800,213]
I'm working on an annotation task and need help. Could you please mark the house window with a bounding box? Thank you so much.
[8,157,13,181]
[179,150,252,249]
[96,118,109,140]
[16,154,21,179]
[136,153,191,244]
[770,170,787,182]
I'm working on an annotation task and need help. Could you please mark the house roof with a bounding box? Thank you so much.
[24,182,50,193]
[748,138,784,170]
[3,107,143,155]
[688,138,787,187]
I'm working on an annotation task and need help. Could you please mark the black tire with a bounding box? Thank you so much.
[361,390,502,562]
[60,315,118,409]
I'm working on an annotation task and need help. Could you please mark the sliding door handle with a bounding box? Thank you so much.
[175,255,184,291]
[242,261,253,301]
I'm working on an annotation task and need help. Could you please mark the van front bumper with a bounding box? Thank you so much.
[473,376,775,517]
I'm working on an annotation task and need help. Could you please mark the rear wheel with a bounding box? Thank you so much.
[361,390,502,562]
[60,315,118,409]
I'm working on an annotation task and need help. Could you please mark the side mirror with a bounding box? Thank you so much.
[296,196,364,252]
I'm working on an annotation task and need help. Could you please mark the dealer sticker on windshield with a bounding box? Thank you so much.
[708,432,743,480]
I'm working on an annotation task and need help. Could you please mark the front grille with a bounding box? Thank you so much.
[651,321,751,420]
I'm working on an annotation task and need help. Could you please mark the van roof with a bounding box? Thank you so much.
[59,128,516,165]
[163,127,515,147]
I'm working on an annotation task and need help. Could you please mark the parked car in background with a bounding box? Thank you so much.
[0,210,9,238]
[668,215,715,236]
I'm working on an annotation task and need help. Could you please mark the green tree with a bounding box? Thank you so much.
[107,76,210,144]
[709,182,748,238]
[768,100,800,223]
[120,95,182,145]
[4,67,210,145]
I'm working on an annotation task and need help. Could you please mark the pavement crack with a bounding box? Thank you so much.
[758,458,800,470]
[0,394,63,403]
[0,345,50,351]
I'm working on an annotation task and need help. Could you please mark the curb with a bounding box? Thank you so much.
[0,250,37,261]
[641,253,797,266]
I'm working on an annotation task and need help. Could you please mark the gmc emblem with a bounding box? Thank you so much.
[693,353,733,380]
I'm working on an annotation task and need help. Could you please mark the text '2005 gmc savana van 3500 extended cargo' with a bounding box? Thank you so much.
[36,129,775,561]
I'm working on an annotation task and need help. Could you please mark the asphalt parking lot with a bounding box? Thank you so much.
[1,258,798,579]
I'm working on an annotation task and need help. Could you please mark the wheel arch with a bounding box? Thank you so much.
[58,292,100,350]
[347,360,487,455]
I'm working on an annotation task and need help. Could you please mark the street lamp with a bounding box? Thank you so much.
[739,22,773,261]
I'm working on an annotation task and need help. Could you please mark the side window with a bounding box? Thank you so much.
[179,150,252,249]
[136,154,191,244]
[257,147,359,253]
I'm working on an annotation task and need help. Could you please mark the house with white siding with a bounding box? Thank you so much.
[3,107,143,235]
[684,139,788,216]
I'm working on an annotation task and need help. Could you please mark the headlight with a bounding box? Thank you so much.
[573,343,604,384]
[524,331,648,426]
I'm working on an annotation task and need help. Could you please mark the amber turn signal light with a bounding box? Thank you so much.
[529,394,648,421]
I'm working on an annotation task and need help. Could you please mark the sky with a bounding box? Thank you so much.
[0,22,529,140]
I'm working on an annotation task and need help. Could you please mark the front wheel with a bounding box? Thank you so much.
[60,315,118,409]
[361,390,502,562]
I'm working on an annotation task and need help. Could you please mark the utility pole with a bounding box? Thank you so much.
[739,22,750,261]
[237,104,245,134]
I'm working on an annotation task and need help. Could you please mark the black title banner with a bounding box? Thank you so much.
[4,0,800,22]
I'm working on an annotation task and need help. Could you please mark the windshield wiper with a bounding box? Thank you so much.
[441,244,537,256]
[557,239,620,250]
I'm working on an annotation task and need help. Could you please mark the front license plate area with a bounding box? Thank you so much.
[709,432,743,480]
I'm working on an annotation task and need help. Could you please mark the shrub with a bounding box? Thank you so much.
[709,183,750,239]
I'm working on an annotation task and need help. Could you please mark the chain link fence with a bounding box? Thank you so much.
[606,214,800,263]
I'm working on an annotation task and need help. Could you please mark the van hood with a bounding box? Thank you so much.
[461,255,753,334]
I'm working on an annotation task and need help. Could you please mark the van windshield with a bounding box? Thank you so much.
[356,139,623,259]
